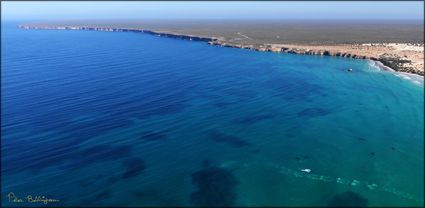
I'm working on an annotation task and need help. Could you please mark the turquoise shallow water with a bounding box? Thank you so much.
[1,22,424,207]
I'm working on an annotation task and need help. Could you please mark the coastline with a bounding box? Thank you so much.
[17,25,217,42]
[368,60,424,85]
[17,25,424,78]
[370,60,396,72]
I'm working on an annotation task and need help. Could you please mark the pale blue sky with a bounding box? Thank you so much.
[2,1,424,21]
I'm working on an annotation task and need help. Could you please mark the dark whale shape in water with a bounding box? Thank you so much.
[213,101,235,109]
[298,108,331,117]
[66,144,132,169]
[263,76,325,102]
[121,157,146,179]
[328,191,369,207]
[94,190,111,201]
[105,176,120,185]
[190,161,238,207]
[140,131,167,141]
[207,129,251,148]
[358,137,367,142]
[233,114,275,125]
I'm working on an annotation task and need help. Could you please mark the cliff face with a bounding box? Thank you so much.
[18,25,424,76]
[18,25,217,42]
[207,40,424,76]
[208,41,374,60]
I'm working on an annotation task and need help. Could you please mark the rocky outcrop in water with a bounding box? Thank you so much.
[378,53,423,75]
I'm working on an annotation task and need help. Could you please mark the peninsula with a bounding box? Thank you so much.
[18,20,424,76]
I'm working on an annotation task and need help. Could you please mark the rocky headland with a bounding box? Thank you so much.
[18,25,424,76]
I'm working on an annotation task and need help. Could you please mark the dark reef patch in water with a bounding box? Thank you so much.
[327,191,369,207]
[233,114,275,125]
[263,76,325,102]
[297,108,331,117]
[190,160,238,207]
[2,113,135,174]
[121,157,146,179]
[140,131,168,141]
[207,129,251,148]
[31,112,132,143]
[2,136,80,173]
[106,85,190,120]
[64,118,132,142]
[2,136,132,173]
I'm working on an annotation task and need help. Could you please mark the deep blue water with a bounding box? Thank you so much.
[1,22,424,206]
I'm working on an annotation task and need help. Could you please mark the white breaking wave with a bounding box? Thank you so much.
[367,61,424,86]
[220,160,424,204]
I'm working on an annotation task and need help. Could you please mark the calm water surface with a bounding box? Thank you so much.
[1,22,424,206]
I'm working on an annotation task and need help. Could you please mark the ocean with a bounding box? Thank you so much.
[1,22,424,206]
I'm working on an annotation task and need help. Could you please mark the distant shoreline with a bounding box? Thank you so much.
[18,24,424,77]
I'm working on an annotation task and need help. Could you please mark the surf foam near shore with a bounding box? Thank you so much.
[369,60,424,85]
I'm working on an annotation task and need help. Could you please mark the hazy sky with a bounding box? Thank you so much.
[2,1,424,21]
